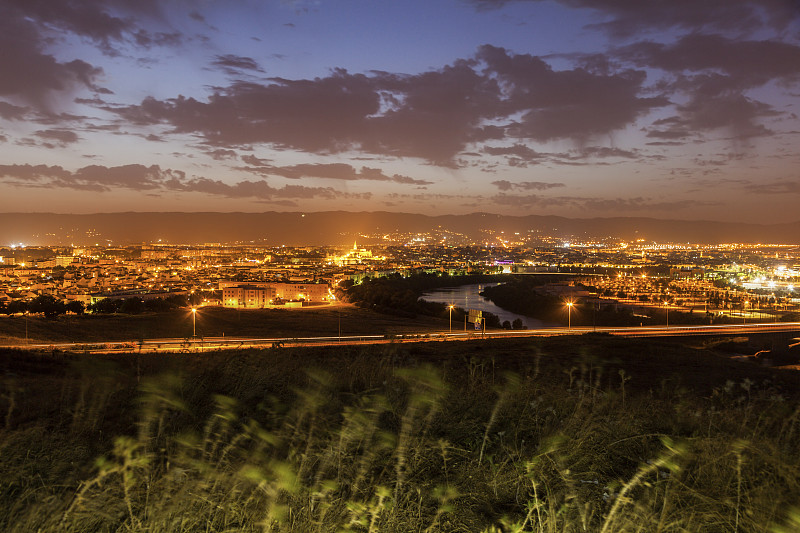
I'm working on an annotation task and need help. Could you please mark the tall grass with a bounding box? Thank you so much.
[2,339,800,532]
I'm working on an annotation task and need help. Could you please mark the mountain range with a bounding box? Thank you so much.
[1,212,798,246]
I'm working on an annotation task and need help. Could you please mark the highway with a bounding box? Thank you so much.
[4,322,800,354]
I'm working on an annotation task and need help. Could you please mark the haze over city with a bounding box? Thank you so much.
[2,0,800,223]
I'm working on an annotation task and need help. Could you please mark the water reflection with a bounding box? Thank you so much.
[420,283,554,329]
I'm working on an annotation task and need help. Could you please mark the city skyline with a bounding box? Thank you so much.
[2,0,800,223]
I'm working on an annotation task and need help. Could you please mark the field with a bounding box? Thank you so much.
[0,304,446,345]
[3,333,800,532]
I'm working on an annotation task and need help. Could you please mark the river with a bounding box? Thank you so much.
[419,283,554,329]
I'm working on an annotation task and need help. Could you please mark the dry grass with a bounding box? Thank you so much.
[2,336,800,531]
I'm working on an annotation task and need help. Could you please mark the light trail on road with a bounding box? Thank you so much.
[4,322,800,354]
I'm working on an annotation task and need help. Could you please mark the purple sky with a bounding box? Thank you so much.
[1,0,799,223]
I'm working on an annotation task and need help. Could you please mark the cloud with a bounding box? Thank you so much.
[744,180,800,194]
[618,34,800,140]
[491,180,565,191]
[469,0,799,35]
[108,46,663,164]
[204,148,239,160]
[484,144,546,162]
[0,102,28,120]
[240,162,433,185]
[577,146,638,159]
[34,129,80,147]
[165,177,371,201]
[0,14,103,107]
[0,162,370,200]
[619,34,800,89]
[476,45,667,142]
[211,54,264,75]
[5,0,180,54]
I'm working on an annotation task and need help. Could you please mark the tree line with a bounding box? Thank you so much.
[0,292,207,318]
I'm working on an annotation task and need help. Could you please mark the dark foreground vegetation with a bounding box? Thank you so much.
[3,336,800,532]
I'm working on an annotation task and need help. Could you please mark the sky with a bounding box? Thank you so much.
[1,0,800,223]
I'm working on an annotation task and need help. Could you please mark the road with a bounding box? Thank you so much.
[5,322,800,354]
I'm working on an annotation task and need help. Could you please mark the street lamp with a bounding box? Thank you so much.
[191,307,197,337]
[448,305,454,333]
[566,301,574,331]
[664,300,669,327]
[743,300,748,325]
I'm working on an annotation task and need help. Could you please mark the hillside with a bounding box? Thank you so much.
[2,211,799,245]
[3,336,800,531]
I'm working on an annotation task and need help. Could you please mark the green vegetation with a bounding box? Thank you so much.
[2,336,800,531]
[341,273,504,327]
[483,277,751,327]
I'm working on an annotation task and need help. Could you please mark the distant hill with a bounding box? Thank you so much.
[0,211,798,246]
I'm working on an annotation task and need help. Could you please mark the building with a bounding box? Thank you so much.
[222,286,277,308]
[328,241,376,265]
[221,282,331,308]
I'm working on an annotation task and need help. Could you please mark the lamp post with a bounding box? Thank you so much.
[448,305,454,333]
[743,300,748,325]
[191,307,197,337]
[567,301,573,331]
[664,300,669,328]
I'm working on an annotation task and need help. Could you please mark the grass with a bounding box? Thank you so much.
[0,304,447,345]
[2,335,800,531]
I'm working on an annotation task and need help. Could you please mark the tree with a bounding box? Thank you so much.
[6,300,28,314]
[89,298,121,314]
[512,318,523,330]
[28,294,66,318]
[120,297,145,314]
[65,300,85,315]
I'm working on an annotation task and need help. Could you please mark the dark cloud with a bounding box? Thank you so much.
[5,0,179,54]
[619,35,800,89]
[577,147,638,158]
[34,129,80,146]
[477,45,667,142]
[109,47,662,164]
[744,180,800,194]
[484,144,545,161]
[0,102,29,120]
[205,148,239,161]
[0,162,367,201]
[166,177,371,201]
[619,34,800,140]
[211,55,264,75]
[469,0,799,35]
[491,180,565,191]
[0,163,182,191]
[132,30,182,48]
[0,14,103,107]
[241,154,271,166]
[240,162,432,185]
